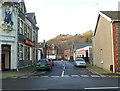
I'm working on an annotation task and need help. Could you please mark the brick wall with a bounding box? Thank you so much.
[115,22,120,72]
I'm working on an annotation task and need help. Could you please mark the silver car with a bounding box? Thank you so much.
[74,58,86,68]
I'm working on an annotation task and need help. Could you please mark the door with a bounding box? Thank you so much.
[2,54,5,71]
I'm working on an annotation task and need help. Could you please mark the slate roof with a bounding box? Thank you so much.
[26,13,37,26]
[71,43,92,50]
[94,11,120,36]
[101,11,120,21]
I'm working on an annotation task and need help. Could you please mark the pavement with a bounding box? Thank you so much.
[0,66,36,79]
[87,64,120,77]
[0,63,120,79]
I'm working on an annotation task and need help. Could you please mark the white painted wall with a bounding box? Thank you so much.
[38,50,41,60]
[30,47,32,60]
[76,46,92,58]
[0,4,18,70]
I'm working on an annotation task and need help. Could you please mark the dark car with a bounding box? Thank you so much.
[36,59,52,71]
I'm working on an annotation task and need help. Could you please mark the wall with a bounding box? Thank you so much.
[0,3,18,71]
[93,16,113,71]
[115,22,120,72]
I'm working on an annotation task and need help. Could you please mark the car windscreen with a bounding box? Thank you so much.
[37,60,48,65]
[76,59,84,61]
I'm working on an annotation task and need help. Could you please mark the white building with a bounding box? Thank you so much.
[76,46,92,58]
[75,46,92,63]
[0,1,39,71]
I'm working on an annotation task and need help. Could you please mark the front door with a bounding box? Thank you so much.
[2,54,5,71]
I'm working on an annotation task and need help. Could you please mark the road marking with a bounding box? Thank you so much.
[11,76,18,79]
[87,68,105,77]
[50,76,60,77]
[41,71,46,74]
[29,76,39,78]
[63,75,70,77]
[91,75,100,77]
[71,75,80,77]
[81,75,89,77]
[40,76,49,77]
[61,71,65,77]
[85,87,120,89]
[63,64,65,69]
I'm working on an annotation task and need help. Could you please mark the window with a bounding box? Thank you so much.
[27,27,30,39]
[24,24,27,37]
[19,45,23,60]
[52,50,55,54]
[19,20,23,34]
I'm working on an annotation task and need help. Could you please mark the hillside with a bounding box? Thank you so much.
[47,30,93,54]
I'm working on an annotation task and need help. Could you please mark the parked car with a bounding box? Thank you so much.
[48,59,54,66]
[36,59,52,71]
[74,58,86,68]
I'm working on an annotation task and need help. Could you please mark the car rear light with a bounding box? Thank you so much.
[48,64,51,66]
[36,65,39,67]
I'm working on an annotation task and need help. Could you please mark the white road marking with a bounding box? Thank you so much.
[81,75,89,77]
[91,75,100,77]
[63,66,65,69]
[71,75,80,77]
[63,64,65,69]
[40,76,49,77]
[85,87,120,89]
[50,76,60,77]
[30,76,39,78]
[87,68,105,77]
[63,75,70,77]
[61,71,65,77]
[11,76,18,79]
[41,71,46,74]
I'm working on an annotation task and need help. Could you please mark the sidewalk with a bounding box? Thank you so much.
[87,64,120,77]
[0,66,36,79]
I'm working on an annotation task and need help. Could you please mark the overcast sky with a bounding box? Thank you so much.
[25,0,119,42]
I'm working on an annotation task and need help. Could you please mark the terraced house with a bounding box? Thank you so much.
[93,11,120,72]
[0,0,39,71]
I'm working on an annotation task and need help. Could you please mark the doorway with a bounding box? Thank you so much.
[2,54,5,71]
[1,45,11,71]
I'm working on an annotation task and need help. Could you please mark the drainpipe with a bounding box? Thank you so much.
[92,37,96,66]
[111,23,115,73]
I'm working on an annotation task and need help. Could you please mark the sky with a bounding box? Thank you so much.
[25,0,120,42]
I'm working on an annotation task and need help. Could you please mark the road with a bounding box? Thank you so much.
[2,60,120,91]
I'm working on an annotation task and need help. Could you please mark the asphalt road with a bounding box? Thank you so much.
[2,60,120,91]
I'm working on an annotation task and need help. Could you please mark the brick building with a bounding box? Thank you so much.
[46,44,58,60]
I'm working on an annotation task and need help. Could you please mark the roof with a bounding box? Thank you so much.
[94,11,120,36]
[101,11,120,21]
[71,43,92,50]
[26,13,37,26]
